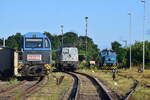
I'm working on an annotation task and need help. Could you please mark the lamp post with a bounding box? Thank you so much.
[85,16,88,62]
[141,0,146,72]
[61,25,64,46]
[128,13,132,70]
[3,38,5,47]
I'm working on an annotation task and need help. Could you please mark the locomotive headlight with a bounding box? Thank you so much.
[103,63,106,66]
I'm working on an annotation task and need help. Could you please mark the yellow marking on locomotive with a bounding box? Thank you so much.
[44,64,52,74]
[18,64,24,69]
[101,66,117,70]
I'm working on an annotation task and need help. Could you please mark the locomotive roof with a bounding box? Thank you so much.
[59,43,76,48]
[101,49,114,52]
[60,45,77,48]
[24,32,47,38]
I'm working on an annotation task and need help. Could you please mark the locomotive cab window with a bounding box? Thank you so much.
[63,49,69,54]
[70,49,76,54]
[108,51,112,55]
[44,38,50,48]
[25,38,43,48]
[101,51,107,56]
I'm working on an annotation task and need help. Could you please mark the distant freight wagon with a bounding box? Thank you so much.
[0,48,14,77]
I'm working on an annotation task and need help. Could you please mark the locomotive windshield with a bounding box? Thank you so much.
[45,38,50,48]
[101,50,116,56]
[62,48,77,54]
[70,49,77,54]
[101,51,107,56]
[110,52,116,56]
[25,38,43,48]
[62,49,69,54]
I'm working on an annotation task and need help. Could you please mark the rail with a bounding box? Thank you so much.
[64,71,114,100]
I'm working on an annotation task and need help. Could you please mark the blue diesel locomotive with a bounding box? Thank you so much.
[18,32,51,77]
[96,49,117,68]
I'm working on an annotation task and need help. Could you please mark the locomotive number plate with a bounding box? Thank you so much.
[27,54,42,61]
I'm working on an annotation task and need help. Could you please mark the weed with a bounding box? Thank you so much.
[6,77,18,85]
[26,72,72,100]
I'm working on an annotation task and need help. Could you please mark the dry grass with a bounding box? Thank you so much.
[26,72,73,100]
[118,67,150,100]
[118,67,150,85]
[0,78,19,88]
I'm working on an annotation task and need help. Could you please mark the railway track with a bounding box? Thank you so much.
[0,76,48,100]
[0,80,27,94]
[99,70,140,100]
[65,71,113,100]
[117,74,140,100]
[66,72,79,100]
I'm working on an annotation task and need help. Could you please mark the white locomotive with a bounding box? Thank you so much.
[56,46,78,71]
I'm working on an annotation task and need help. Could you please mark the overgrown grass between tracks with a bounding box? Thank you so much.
[6,77,18,85]
[26,72,72,100]
[118,67,150,100]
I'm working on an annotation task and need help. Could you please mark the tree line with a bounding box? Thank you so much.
[111,41,150,68]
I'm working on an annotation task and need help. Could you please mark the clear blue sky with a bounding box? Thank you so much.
[0,0,150,49]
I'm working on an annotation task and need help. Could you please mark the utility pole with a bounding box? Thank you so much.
[3,37,5,47]
[141,0,146,72]
[61,25,64,46]
[128,13,132,70]
[123,40,127,48]
[85,16,88,62]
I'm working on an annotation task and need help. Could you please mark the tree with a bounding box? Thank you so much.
[44,32,61,50]
[61,32,100,60]
[111,41,127,64]
[77,36,99,61]
[63,32,78,46]
[111,41,121,51]
[131,41,143,65]
[111,40,150,68]
[6,33,22,50]
[145,41,150,64]
[0,38,3,47]
[131,41,150,67]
